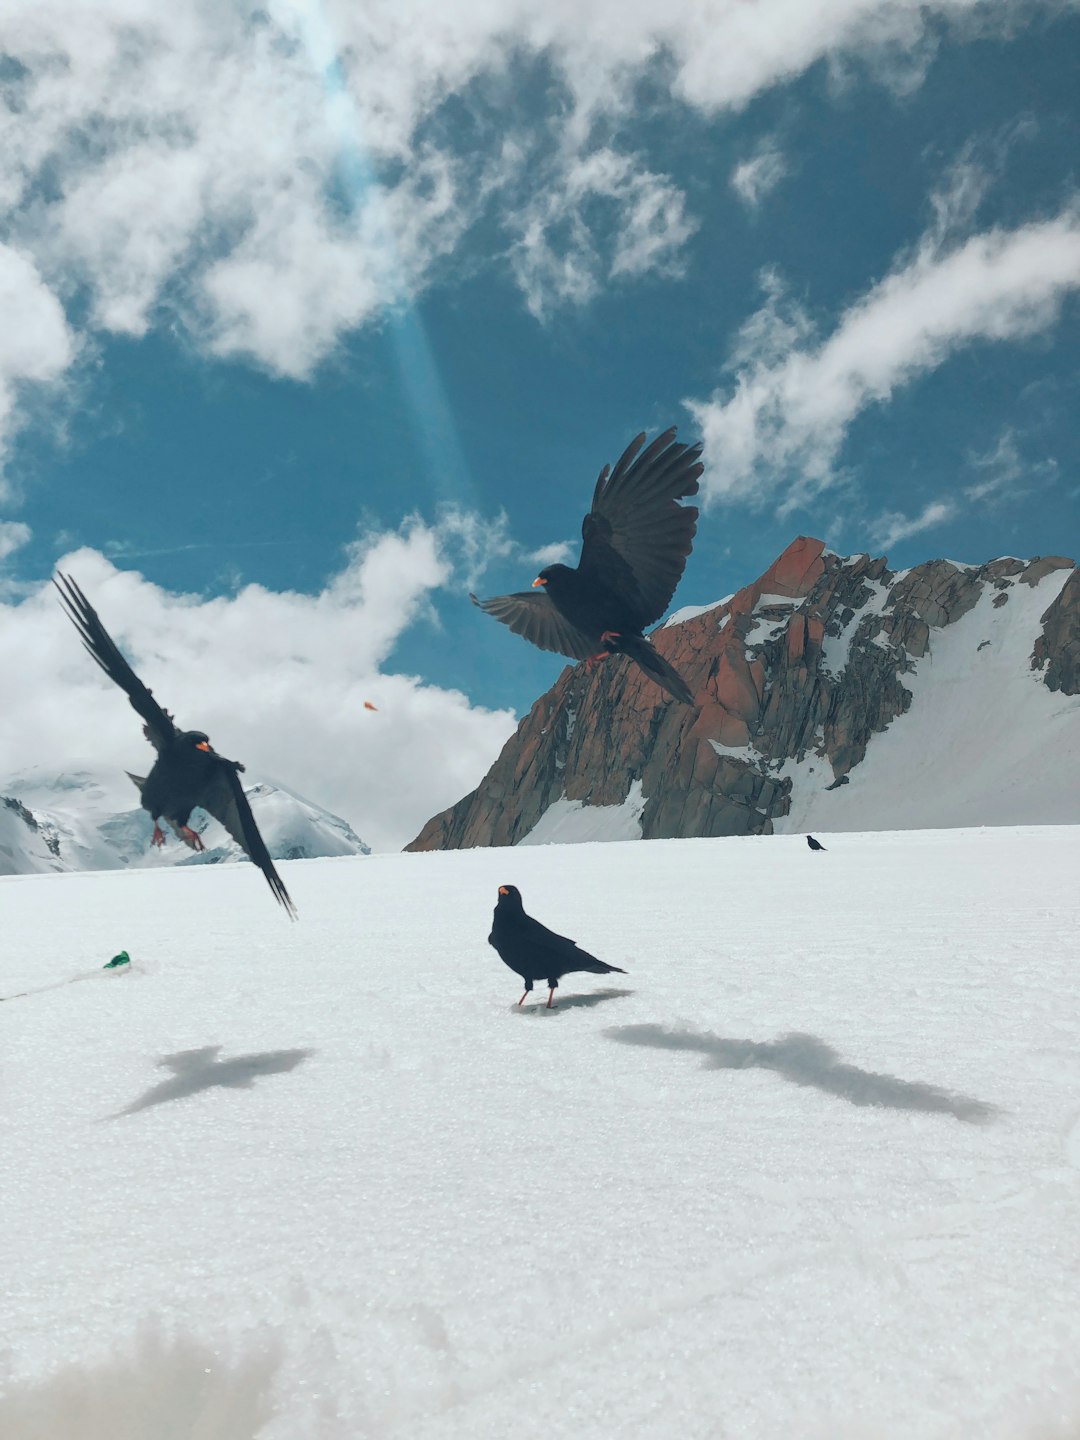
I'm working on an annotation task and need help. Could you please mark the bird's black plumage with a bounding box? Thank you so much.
[472,428,703,704]
[54,573,296,918]
[488,884,626,1008]
[806,835,827,852]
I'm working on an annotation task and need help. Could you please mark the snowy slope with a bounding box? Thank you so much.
[2,829,1080,1439]
[777,567,1080,834]
[0,767,369,875]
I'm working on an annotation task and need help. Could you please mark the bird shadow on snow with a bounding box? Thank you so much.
[514,988,635,1016]
[606,1026,1001,1123]
[111,1045,315,1118]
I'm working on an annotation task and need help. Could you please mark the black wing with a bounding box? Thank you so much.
[54,573,177,752]
[577,428,703,629]
[521,913,618,976]
[470,591,597,660]
[198,762,297,918]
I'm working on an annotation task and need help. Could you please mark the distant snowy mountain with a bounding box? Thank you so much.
[0,767,369,876]
[408,540,1080,848]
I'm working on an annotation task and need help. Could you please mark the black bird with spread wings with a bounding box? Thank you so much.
[488,884,626,1009]
[54,574,296,918]
[471,427,703,705]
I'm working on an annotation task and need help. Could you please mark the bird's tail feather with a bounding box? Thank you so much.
[578,958,627,975]
[617,635,695,706]
[126,771,146,796]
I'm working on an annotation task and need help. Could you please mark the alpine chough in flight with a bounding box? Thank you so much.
[488,884,626,1008]
[54,573,296,918]
[471,428,703,705]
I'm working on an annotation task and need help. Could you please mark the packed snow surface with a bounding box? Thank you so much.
[2,827,1079,1439]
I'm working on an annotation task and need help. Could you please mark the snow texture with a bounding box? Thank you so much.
[776,568,1080,833]
[518,778,646,845]
[2,826,1080,1438]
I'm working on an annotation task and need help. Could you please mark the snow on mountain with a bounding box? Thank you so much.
[0,766,368,876]
[2,827,1079,1437]
[408,540,1080,850]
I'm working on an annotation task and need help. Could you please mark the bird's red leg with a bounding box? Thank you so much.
[179,826,205,852]
[151,822,165,847]
[546,988,556,1009]
[585,631,622,665]
[518,992,528,1007]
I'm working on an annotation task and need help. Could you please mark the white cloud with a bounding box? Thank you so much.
[0,245,75,496]
[0,0,1070,470]
[528,540,576,567]
[0,520,32,563]
[964,428,1058,505]
[510,148,697,320]
[731,141,789,209]
[0,514,517,852]
[871,499,957,550]
[688,208,1080,514]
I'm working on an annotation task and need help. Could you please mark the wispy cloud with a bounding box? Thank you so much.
[0,520,32,564]
[731,140,789,209]
[688,205,1080,514]
[871,499,957,551]
[964,428,1058,506]
[510,148,697,321]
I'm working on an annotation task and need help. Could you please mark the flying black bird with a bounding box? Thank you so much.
[806,835,827,852]
[488,884,626,1008]
[472,428,703,705]
[54,573,296,918]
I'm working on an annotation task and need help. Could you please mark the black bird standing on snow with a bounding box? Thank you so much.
[806,835,827,852]
[488,884,626,1008]
[54,574,296,917]
[472,428,703,705]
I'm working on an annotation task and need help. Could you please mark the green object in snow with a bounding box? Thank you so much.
[103,951,131,969]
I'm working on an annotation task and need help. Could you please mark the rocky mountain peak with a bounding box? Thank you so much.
[407,539,1079,850]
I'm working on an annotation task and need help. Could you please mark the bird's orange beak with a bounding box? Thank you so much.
[195,742,211,752]
[498,885,509,894]
[531,576,546,587]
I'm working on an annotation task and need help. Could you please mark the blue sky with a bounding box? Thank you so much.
[0,1,1078,846]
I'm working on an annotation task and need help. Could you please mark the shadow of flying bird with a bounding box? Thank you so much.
[472,428,703,704]
[54,573,296,917]
[488,884,626,1008]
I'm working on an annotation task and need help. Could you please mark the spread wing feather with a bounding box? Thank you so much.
[197,764,297,918]
[470,591,597,660]
[54,573,177,752]
[578,427,703,629]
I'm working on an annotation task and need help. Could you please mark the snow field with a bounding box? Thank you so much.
[2,827,1079,1438]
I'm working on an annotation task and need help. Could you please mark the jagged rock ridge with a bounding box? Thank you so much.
[407,538,1079,849]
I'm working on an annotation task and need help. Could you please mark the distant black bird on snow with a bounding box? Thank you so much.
[54,574,296,917]
[472,428,703,705]
[806,835,827,852]
[488,884,626,1008]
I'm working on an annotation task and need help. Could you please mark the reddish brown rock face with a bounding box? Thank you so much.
[406,540,1077,852]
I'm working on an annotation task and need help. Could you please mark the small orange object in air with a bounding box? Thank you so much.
[363,701,378,711]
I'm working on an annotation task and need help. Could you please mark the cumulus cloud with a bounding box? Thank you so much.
[871,499,958,550]
[1,0,1071,474]
[0,515,517,852]
[688,207,1080,514]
